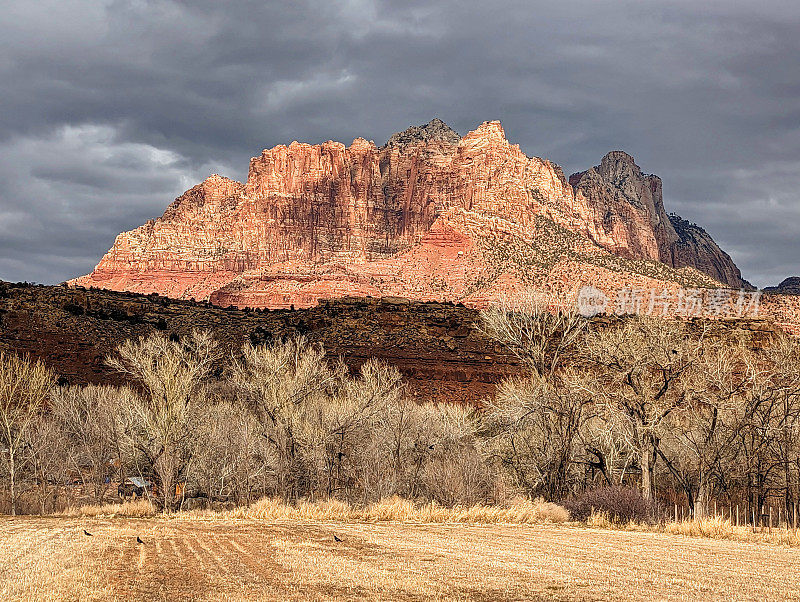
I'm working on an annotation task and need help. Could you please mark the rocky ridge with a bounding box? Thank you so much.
[0,281,786,403]
[72,120,760,315]
[569,152,749,288]
[764,277,800,295]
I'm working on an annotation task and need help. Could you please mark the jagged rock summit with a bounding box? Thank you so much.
[72,119,758,313]
[384,118,461,148]
[569,151,749,289]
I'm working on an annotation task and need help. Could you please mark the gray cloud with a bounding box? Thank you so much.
[0,0,797,287]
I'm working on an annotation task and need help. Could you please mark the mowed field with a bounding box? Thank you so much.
[1,517,799,601]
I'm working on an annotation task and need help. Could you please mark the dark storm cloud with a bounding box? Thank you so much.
[0,0,797,287]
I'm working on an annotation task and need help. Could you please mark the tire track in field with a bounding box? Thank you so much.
[216,535,259,573]
[180,532,205,566]
[198,538,226,574]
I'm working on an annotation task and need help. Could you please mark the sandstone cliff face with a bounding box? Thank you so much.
[73,119,750,310]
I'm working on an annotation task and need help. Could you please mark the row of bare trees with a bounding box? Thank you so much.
[479,292,800,518]
[0,298,798,515]
[0,333,488,513]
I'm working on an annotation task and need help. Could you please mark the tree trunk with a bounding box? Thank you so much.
[696,478,710,519]
[9,449,16,516]
[641,447,652,501]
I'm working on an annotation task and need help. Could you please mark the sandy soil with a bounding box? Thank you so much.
[1,516,798,601]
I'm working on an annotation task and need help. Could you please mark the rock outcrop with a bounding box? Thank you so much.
[384,117,461,148]
[73,120,754,311]
[570,152,749,288]
[764,277,800,295]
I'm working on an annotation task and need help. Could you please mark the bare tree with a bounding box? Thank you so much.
[231,336,486,505]
[107,330,218,511]
[762,336,800,516]
[0,352,54,515]
[26,413,70,514]
[194,398,266,506]
[49,385,124,503]
[656,338,755,516]
[479,290,590,500]
[480,290,587,379]
[480,371,592,499]
[231,336,342,501]
[579,317,705,501]
[313,359,405,499]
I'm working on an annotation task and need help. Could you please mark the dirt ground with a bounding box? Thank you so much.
[1,517,799,601]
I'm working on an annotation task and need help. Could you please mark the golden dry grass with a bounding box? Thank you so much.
[187,495,570,524]
[587,510,800,547]
[59,499,155,518]
[663,515,800,546]
[59,498,800,549]
[2,516,800,600]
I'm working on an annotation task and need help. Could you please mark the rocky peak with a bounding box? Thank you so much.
[200,174,244,200]
[464,120,505,141]
[384,118,460,148]
[162,174,244,221]
[599,150,639,173]
[457,121,517,159]
[349,137,376,152]
[570,152,748,288]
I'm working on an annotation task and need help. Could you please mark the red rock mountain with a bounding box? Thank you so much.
[72,119,752,311]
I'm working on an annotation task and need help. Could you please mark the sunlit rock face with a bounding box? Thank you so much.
[72,119,752,311]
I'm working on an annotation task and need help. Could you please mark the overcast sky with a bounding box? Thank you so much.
[0,0,798,288]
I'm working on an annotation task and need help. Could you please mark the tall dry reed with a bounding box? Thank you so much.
[181,495,570,524]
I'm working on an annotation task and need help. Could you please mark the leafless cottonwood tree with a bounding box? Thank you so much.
[0,351,54,515]
[26,414,69,514]
[49,385,125,503]
[107,330,218,511]
[481,373,592,499]
[579,317,705,501]
[656,338,754,516]
[312,358,405,499]
[232,336,486,504]
[231,336,342,501]
[193,399,266,505]
[479,292,591,499]
[416,403,489,506]
[760,337,800,515]
[480,290,587,379]
[359,395,482,504]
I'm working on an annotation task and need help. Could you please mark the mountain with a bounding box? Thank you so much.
[72,119,750,310]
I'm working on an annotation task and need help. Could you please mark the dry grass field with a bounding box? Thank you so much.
[2,516,800,601]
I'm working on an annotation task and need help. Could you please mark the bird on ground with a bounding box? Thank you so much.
[83,530,93,536]
[333,534,343,542]
[136,536,144,544]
